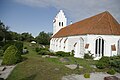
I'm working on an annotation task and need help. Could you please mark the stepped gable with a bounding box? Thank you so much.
[53,11,120,38]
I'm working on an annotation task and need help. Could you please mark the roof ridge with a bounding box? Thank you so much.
[107,12,114,35]
[107,12,120,35]
[88,11,107,34]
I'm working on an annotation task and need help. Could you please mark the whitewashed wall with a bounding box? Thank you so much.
[50,34,120,60]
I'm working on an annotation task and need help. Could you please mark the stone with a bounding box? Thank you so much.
[0,67,6,71]
[42,55,50,58]
[59,58,70,62]
[49,56,58,58]
[65,64,77,69]
[54,68,59,71]
[104,76,120,80]
[65,64,83,69]
[90,65,97,68]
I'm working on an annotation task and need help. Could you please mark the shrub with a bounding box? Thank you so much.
[84,51,93,59]
[2,45,22,65]
[0,42,4,47]
[47,52,56,56]
[2,41,23,54]
[107,68,116,75]
[14,41,23,54]
[24,47,27,49]
[70,50,74,56]
[2,44,11,52]
[38,50,49,55]
[0,49,4,56]
[84,73,90,78]
[96,56,120,73]
[35,47,40,52]
[84,53,93,59]
[96,56,110,69]
[35,47,49,52]
[56,51,70,57]
[110,57,120,73]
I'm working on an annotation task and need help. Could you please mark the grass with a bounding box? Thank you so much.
[7,57,74,80]
[7,42,98,80]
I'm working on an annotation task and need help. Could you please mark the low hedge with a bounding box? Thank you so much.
[55,51,70,57]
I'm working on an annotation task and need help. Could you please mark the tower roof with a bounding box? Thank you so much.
[53,11,120,38]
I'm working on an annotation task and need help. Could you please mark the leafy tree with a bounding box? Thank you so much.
[21,32,34,42]
[9,31,21,41]
[35,31,51,45]
[0,20,12,42]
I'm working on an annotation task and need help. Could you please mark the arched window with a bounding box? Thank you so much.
[95,37,104,57]
[117,39,120,55]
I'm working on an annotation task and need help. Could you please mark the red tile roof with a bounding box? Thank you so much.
[53,11,120,38]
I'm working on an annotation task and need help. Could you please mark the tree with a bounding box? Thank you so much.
[35,31,51,45]
[21,32,34,42]
[0,20,12,42]
[9,31,21,41]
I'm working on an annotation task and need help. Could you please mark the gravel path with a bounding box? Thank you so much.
[62,72,120,80]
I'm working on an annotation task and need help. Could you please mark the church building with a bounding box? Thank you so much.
[50,10,120,60]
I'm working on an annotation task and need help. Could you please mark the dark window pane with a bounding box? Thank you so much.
[99,38,101,57]
[102,39,104,56]
[95,39,98,57]
[59,22,61,26]
[62,22,63,26]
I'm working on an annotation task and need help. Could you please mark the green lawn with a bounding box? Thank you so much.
[7,42,97,80]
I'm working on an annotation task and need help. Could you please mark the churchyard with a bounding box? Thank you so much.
[0,42,119,80]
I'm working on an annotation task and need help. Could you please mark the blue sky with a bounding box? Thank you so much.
[0,0,120,37]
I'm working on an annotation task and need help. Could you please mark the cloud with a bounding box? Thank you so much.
[14,0,120,22]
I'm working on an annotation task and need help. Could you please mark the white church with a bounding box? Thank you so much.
[50,10,120,60]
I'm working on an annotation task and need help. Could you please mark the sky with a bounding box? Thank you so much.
[0,0,120,37]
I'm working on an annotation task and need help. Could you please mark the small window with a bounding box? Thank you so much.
[62,22,64,26]
[59,22,61,26]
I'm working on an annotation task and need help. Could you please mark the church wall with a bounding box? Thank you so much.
[50,35,120,60]
[50,38,55,51]
[66,35,87,57]
[67,35,87,52]
[60,38,66,51]
[86,35,120,57]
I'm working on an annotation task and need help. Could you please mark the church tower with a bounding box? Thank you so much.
[53,10,67,35]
